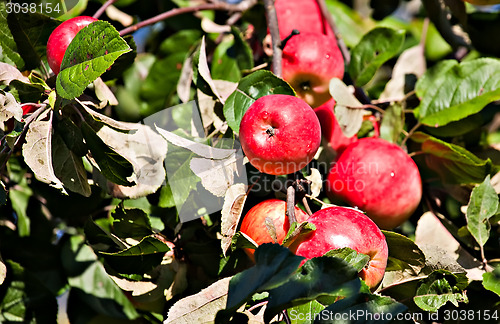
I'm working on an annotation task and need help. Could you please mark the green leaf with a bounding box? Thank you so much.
[99,236,171,274]
[9,178,32,237]
[80,122,134,186]
[348,27,405,87]
[466,175,499,248]
[62,235,139,320]
[379,103,404,143]
[323,248,370,273]
[55,116,88,157]
[414,58,500,127]
[264,256,361,322]
[0,3,24,68]
[111,206,153,240]
[287,300,326,324]
[0,261,57,323]
[5,11,59,70]
[411,132,500,184]
[51,132,91,197]
[8,80,45,103]
[282,221,316,248]
[318,288,407,323]
[383,231,426,274]
[413,270,468,312]
[219,244,304,319]
[223,70,296,133]
[56,21,131,99]
[231,231,258,252]
[482,266,500,297]
[159,29,203,56]
[211,27,254,82]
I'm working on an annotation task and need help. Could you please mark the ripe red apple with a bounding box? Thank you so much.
[282,32,344,108]
[239,94,321,175]
[275,0,335,39]
[326,137,422,230]
[239,199,309,261]
[313,98,358,156]
[46,16,98,75]
[290,206,388,289]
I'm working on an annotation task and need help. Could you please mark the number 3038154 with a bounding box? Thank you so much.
[6,1,61,14]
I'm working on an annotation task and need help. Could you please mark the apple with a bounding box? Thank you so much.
[282,32,344,108]
[239,94,321,175]
[326,137,422,230]
[313,98,358,156]
[46,16,98,75]
[275,0,335,39]
[290,206,388,289]
[463,0,500,4]
[239,199,309,261]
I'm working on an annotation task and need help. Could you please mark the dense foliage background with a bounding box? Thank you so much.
[0,0,500,323]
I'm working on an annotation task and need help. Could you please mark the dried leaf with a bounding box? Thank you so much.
[22,110,65,192]
[491,171,500,194]
[93,77,118,107]
[305,168,322,198]
[165,277,232,324]
[155,126,235,159]
[190,152,244,197]
[96,122,168,199]
[380,45,426,100]
[0,62,29,85]
[177,54,194,103]
[198,37,225,104]
[0,91,22,125]
[221,183,248,256]
[415,211,489,281]
[329,78,364,137]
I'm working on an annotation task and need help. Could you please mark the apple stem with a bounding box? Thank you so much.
[263,0,283,77]
[286,184,297,226]
[280,29,300,50]
[93,0,119,19]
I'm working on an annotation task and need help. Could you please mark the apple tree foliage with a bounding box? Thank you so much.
[0,0,499,323]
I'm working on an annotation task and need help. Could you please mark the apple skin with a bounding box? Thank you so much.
[326,137,422,230]
[239,94,321,175]
[239,199,309,261]
[313,98,358,156]
[275,0,335,39]
[290,206,388,289]
[46,16,98,75]
[282,32,344,108]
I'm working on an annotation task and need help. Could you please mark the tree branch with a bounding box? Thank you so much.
[119,0,257,36]
[316,0,351,64]
[93,0,119,19]
[263,0,282,77]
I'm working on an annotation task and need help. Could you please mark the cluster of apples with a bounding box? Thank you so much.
[238,0,423,289]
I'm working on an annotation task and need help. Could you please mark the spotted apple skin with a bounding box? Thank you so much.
[326,137,422,229]
[240,199,309,261]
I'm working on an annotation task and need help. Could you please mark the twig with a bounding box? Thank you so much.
[286,184,297,226]
[93,0,119,19]
[302,196,313,216]
[371,90,416,105]
[119,0,257,36]
[263,0,282,77]
[400,121,421,147]
[346,104,385,115]
[316,0,351,64]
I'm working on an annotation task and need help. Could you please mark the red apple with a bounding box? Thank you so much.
[239,199,309,261]
[239,94,321,175]
[314,98,358,156]
[326,137,422,229]
[46,16,98,75]
[21,104,39,116]
[282,32,344,108]
[290,206,388,289]
[275,0,335,39]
